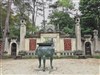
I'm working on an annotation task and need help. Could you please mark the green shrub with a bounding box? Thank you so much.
[3,51,8,55]
[74,50,83,55]
[2,55,12,59]
[93,55,100,59]
[18,51,27,56]
[53,55,78,59]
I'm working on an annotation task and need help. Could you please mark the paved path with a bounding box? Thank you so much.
[0,58,100,75]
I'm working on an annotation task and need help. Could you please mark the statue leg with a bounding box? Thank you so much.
[43,55,46,71]
[50,57,53,69]
[38,57,41,68]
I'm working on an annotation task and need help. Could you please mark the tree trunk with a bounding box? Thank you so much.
[0,0,12,57]
[42,0,46,31]
[32,0,36,26]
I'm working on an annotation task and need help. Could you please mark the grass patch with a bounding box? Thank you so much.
[22,56,38,59]
[2,55,12,59]
[53,55,78,59]
[93,55,100,59]
[2,55,100,59]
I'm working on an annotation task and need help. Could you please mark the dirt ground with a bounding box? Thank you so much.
[0,58,100,75]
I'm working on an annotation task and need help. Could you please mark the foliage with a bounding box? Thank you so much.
[13,0,32,17]
[93,55,100,59]
[58,0,74,9]
[13,0,37,26]
[0,2,37,39]
[11,0,38,38]
[48,0,75,36]
[53,55,78,59]
[3,51,8,55]
[48,11,75,35]
[18,50,27,56]
[73,50,83,55]
[79,0,100,37]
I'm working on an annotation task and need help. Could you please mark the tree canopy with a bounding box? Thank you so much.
[48,11,75,35]
[58,0,73,9]
[48,0,75,36]
[0,0,37,38]
[79,0,100,37]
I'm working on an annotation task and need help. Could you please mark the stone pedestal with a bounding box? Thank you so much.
[20,19,26,50]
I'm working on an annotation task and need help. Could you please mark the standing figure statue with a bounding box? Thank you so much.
[35,39,55,71]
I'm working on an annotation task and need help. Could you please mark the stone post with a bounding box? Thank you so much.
[20,19,26,51]
[93,30,99,51]
[4,37,9,52]
[75,16,82,50]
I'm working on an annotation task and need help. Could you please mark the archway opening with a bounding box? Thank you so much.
[11,43,17,57]
[85,42,91,55]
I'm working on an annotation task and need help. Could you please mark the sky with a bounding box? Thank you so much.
[35,0,80,27]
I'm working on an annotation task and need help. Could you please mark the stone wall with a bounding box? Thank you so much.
[25,38,29,51]
[71,38,76,51]
[24,34,77,52]
[97,40,100,51]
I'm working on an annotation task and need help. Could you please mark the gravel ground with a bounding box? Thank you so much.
[0,58,100,75]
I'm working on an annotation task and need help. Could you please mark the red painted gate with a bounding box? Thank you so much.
[29,39,36,51]
[64,39,71,50]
